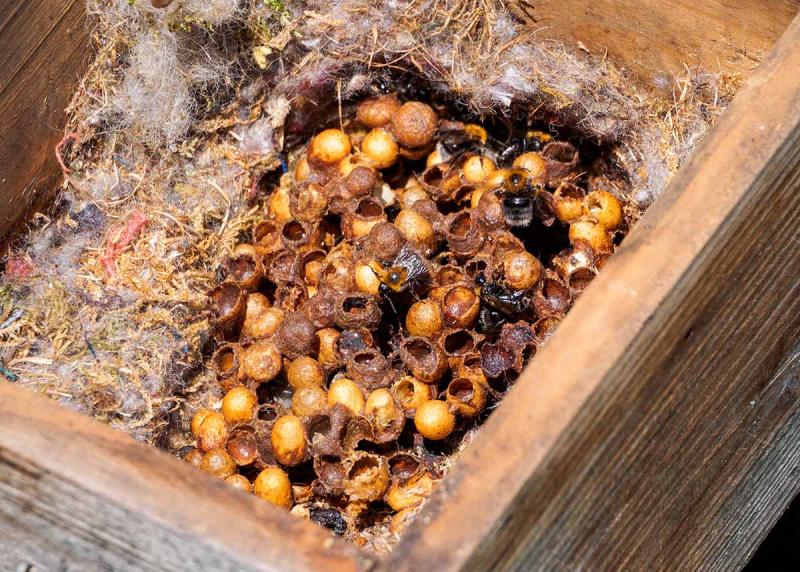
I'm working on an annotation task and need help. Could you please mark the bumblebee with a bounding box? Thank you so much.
[436,123,490,160]
[476,306,505,334]
[522,130,553,152]
[475,277,532,333]
[489,168,545,228]
[497,129,553,164]
[480,281,531,315]
[369,244,430,294]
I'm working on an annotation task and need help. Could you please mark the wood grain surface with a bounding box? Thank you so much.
[508,0,799,87]
[0,0,90,248]
[0,382,371,572]
[2,2,800,571]
[384,12,800,572]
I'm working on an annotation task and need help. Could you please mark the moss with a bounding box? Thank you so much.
[263,0,287,15]
[0,285,13,320]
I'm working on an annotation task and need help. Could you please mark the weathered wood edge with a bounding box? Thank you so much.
[0,0,91,249]
[1,1,798,570]
[383,12,800,572]
[508,0,800,88]
[0,381,372,572]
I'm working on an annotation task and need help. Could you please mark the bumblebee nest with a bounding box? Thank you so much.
[0,0,737,550]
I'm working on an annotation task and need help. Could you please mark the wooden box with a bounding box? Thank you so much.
[1,1,799,570]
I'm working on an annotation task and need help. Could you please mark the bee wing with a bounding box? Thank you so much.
[393,244,430,284]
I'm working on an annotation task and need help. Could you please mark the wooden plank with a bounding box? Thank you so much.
[0,381,371,572]
[0,0,90,247]
[1,1,797,570]
[696,355,800,570]
[384,12,800,572]
[507,0,799,87]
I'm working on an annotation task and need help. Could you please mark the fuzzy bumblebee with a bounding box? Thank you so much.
[369,244,430,294]
[498,129,554,163]
[490,168,544,228]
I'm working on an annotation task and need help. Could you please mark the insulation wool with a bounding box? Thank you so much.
[1,0,734,474]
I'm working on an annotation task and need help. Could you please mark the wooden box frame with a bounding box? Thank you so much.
[1,2,799,570]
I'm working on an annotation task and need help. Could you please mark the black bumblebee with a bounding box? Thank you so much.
[435,123,492,163]
[523,130,553,152]
[476,275,532,333]
[309,507,348,536]
[481,281,531,315]
[438,128,484,156]
[497,129,553,164]
[476,306,505,334]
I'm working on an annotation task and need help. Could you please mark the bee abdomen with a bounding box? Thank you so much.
[503,196,534,227]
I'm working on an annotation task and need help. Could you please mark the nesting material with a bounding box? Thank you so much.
[0,0,737,552]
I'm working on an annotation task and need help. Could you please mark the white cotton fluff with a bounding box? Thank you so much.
[182,0,242,25]
[114,31,195,145]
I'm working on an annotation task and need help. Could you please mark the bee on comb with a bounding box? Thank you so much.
[474,275,532,333]
[435,122,491,165]
[480,281,532,315]
[522,130,553,152]
[497,129,553,164]
[488,168,545,228]
[369,244,430,295]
